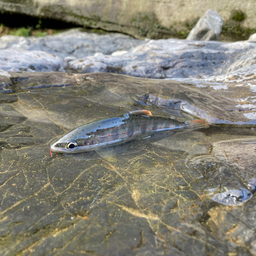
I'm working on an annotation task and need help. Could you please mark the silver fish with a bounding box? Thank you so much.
[50,110,208,156]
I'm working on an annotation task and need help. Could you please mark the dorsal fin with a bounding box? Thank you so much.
[129,110,152,116]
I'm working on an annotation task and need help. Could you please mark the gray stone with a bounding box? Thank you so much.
[0,49,66,72]
[2,31,256,80]
[186,10,223,41]
[69,39,256,79]
[0,29,145,59]
[248,33,256,42]
[0,0,255,40]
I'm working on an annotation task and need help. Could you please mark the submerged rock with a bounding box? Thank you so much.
[1,23,256,254]
[0,72,256,255]
[186,10,223,41]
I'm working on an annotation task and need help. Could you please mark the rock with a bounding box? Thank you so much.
[186,10,223,41]
[0,29,145,59]
[0,49,66,72]
[2,30,256,81]
[0,0,255,40]
[69,39,256,79]
[1,72,256,255]
[248,33,256,42]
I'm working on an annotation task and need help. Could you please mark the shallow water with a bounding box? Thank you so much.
[1,72,256,255]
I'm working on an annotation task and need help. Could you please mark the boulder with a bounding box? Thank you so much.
[186,10,223,41]
[0,0,255,39]
[248,33,256,42]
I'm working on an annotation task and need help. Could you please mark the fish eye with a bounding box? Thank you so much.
[66,141,77,149]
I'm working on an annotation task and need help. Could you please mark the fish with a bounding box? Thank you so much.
[50,110,208,156]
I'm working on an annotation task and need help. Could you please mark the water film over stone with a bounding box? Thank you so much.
[1,7,256,256]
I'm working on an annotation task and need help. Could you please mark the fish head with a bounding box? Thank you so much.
[50,127,100,155]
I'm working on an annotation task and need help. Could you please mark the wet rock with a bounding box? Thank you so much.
[0,29,145,59]
[69,39,256,78]
[186,10,223,41]
[2,29,256,79]
[1,72,256,255]
[0,49,66,72]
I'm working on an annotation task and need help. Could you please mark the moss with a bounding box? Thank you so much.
[231,10,246,22]
[11,27,32,37]
[220,9,253,41]
[34,31,47,37]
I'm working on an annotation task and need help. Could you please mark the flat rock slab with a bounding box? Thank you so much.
[0,72,256,255]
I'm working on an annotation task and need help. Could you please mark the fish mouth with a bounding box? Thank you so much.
[50,141,72,155]
[50,143,99,156]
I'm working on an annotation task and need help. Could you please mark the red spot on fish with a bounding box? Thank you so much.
[109,128,112,130]
[162,122,163,124]
[114,128,116,130]
[168,124,170,126]
[108,134,110,136]
[129,137,131,138]
[50,149,52,157]
[142,126,144,128]
[124,132,126,135]
[159,127,161,129]
[104,129,107,131]
[137,129,139,131]
[138,122,140,124]
[148,128,150,130]
[156,121,158,123]
[100,133,102,134]
[133,135,136,137]
[131,125,133,127]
